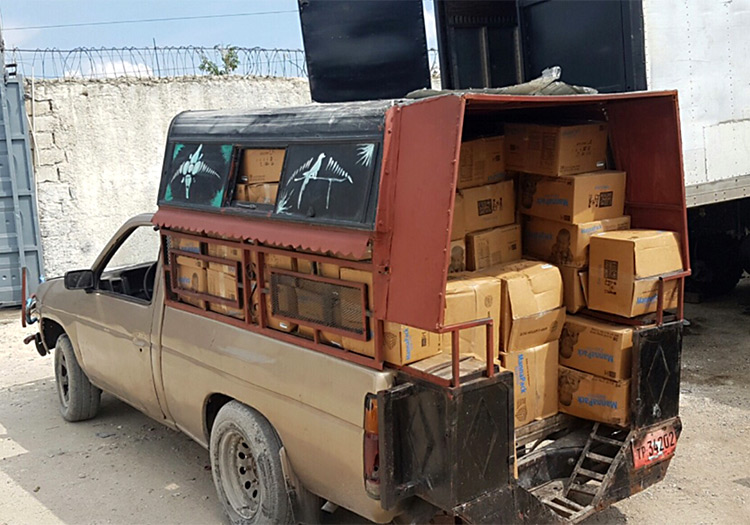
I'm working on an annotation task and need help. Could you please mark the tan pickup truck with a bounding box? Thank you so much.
[26,93,688,524]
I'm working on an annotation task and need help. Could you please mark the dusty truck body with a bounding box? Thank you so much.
[28,91,689,523]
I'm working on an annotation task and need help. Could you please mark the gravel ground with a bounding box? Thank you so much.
[1,280,749,524]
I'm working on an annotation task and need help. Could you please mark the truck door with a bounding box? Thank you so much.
[434,0,646,93]
[74,222,164,420]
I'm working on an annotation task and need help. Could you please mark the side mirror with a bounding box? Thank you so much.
[64,269,95,291]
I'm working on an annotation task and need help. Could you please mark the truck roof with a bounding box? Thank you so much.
[167,99,403,143]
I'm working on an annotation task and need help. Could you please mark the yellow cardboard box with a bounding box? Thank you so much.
[441,274,502,358]
[457,180,515,234]
[560,316,632,380]
[175,255,207,309]
[451,193,466,241]
[519,171,626,224]
[173,237,201,254]
[448,239,466,273]
[500,341,559,428]
[523,215,631,268]
[559,265,587,314]
[505,122,608,176]
[588,230,683,317]
[466,224,522,271]
[245,183,278,204]
[558,365,630,426]
[458,136,506,189]
[207,268,244,319]
[479,260,564,351]
[207,242,243,262]
[241,149,286,183]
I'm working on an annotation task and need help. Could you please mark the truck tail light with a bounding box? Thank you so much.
[364,393,380,499]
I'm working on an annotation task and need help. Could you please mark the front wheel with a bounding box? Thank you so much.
[54,334,101,422]
[210,401,293,525]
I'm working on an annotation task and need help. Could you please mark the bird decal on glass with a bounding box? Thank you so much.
[170,144,221,200]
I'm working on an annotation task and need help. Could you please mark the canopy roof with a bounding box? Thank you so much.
[167,99,400,143]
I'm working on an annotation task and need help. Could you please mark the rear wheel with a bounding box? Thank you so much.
[54,334,101,422]
[210,401,292,525]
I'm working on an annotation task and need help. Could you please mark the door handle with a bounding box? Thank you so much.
[132,337,149,348]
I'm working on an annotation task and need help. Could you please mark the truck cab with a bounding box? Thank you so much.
[30,91,688,523]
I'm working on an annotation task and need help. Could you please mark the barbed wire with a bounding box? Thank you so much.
[4,46,441,80]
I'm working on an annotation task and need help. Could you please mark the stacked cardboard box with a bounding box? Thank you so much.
[235,149,285,205]
[488,260,564,427]
[557,315,633,425]
[507,121,629,427]
[175,255,207,309]
[506,121,685,427]
[451,135,521,273]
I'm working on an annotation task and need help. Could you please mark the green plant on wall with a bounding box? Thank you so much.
[199,46,240,76]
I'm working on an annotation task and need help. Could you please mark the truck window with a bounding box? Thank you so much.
[99,225,160,301]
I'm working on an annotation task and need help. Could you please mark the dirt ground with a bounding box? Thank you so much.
[1,281,749,524]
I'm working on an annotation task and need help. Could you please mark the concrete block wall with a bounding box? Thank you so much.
[25,76,311,277]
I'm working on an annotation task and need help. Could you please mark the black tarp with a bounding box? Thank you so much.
[298,0,431,103]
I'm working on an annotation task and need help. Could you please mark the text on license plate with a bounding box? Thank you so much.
[632,425,677,469]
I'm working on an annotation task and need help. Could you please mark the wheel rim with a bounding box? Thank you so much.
[218,429,261,520]
[56,351,70,408]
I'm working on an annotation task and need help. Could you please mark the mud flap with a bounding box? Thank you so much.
[279,446,320,524]
[453,484,564,524]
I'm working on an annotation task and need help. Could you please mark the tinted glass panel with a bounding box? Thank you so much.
[160,143,233,208]
[275,143,379,225]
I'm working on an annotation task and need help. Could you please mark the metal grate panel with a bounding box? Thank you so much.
[270,272,366,335]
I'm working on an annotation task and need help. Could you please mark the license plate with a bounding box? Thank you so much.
[632,424,678,469]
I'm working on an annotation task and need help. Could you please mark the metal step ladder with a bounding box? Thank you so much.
[543,423,632,522]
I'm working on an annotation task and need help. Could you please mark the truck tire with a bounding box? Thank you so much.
[54,334,101,422]
[210,401,293,525]
[688,233,742,296]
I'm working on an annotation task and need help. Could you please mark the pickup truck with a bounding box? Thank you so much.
[25,92,688,524]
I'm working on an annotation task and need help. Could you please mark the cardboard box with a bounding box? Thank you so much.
[246,183,278,205]
[523,216,631,268]
[235,183,248,202]
[449,240,466,273]
[458,180,515,234]
[175,256,207,309]
[173,237,201,254]
[466,224,522,271]
[458,136,506,189]
[207,243,243,263]
[451,193,466,241]
[558,366,630,426]
[207,268,244,319]
[560,316,632,380]
[588,230,683,317]
[519,171,626,224]
[480,260,564,351]
[241,149,286,183]
[560,265,587,314]
[500,341,559,428]
[441,274,502,358]
[340,269,440,365]
[505,122,608,176]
